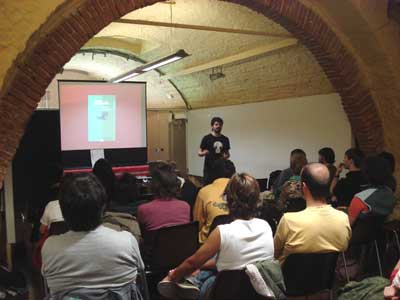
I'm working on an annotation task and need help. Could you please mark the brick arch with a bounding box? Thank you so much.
[0,0,383,180]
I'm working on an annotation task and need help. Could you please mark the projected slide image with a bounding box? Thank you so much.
[88,95,116,142]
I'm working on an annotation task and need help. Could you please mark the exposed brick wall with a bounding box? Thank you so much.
[227,0,384,156]
[0,0,384,181]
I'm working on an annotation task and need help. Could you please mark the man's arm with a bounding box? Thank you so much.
[330,163,344,194]
[198,136,209,157]
[168,227,221,282]
[348,197,369,226]
[223,137,231,159]
[198,148,209,157]
[222,150,230,159]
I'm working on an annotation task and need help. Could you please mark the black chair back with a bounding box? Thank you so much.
[351,215,385,245]
[210,270,268,300]
[208,214,233,236]
[282,252,339,296]
[150,221,199,271]
[49,221,69,235]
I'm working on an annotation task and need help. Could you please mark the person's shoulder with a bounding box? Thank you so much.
[172,198,191,208]
[281,168,292,175]
[221,134,230,140]
[44,200,60,210]
[281,210,303,221]
[347,171,365,181]
[202,133,213,140]
[199,183,213,194]
[42,231,72,254]
[137,200,152,211]
[251,218,271,228]
[97,225,137,243]
[324,205,350,221]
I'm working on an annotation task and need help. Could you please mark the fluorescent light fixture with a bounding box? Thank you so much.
[109,49,189,83]
[142,49,189,72]
[111,72,140,83]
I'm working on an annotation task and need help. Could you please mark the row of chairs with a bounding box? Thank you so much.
[211,252,339,300]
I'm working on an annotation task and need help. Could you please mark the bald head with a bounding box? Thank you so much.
[301,163,331,200]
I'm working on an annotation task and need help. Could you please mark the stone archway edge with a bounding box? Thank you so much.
[0,0,384,181]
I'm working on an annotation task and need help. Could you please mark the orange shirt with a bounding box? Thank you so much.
[348,197,369,225]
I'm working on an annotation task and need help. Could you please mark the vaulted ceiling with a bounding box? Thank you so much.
[60,0,334,110]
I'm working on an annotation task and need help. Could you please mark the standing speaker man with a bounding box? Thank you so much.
[198,117,231,185]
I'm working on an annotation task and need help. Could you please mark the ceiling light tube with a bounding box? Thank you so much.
[109,49,189,83]
[110,72,140,83]
[141,49,189,72]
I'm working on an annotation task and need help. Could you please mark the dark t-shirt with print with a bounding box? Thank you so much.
[200,133,230,171]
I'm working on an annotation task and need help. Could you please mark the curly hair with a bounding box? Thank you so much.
[225,173,260,220]
[290,152,308,175]
[151,161,179,198]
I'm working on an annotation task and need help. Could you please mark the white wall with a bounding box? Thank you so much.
[187,93,352,178]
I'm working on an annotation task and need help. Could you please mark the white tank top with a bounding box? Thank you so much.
[216,218,274,271]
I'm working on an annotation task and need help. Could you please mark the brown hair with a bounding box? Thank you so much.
[225,173,260,220]
[290,153,308,175]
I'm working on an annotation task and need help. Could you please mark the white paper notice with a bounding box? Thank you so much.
[90,149,105,167]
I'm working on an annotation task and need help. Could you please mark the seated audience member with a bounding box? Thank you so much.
[318,147,337,184]
[39,165,64,235]
[169,161,200,218]
[348,155,396,226]
[158,173,274,300]
[93,158,116,206]
[110,173,143,216]
[41,173,144,298]
[193,159,236,243]
[278,152,307,212]
[137,162,190,233]
[379,151,397,192]
[258,170,284,235]
[104,173,142,242]
[330,148,368,207]
[259,170,282,204]
[274,149,307,197]
[274,163,351,264]
[179,178,199,220]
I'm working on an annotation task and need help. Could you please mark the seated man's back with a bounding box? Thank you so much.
[274,163,351,263]
[194,177,230,243]
[193,159,236,243]
[274,205,351,263]
[41,173,144,297]
[42,225,143,293]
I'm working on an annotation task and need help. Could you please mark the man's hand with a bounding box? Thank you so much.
[222,150,230,159]
[336,163,345,176]
[198,149,210,157]
[384,285,399,299]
